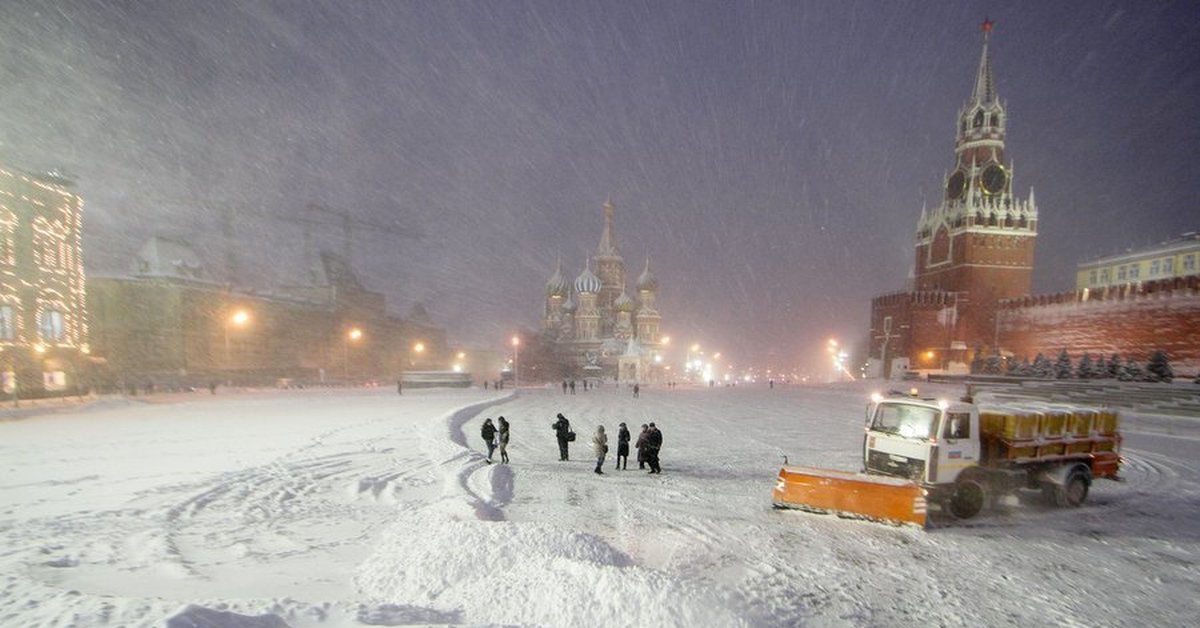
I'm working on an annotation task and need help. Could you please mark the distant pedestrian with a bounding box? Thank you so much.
[397,379,403,395]
[769,379,774,389]
[635,424,649,469]
[569,380,576,395]
[562,380,568,394]
[484,380,489,390]
[481,418,497,463]
[592,425,608,475]
[645,422,663,474]
[633,383,640,398]
[616,422,630,470]
[209,381,217,395]
[552,413,572,461]
[497,416,510,464]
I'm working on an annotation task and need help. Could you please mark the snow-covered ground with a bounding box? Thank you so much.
[1,382,1197,627]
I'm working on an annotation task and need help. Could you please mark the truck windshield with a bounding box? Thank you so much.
[871,403,939,440]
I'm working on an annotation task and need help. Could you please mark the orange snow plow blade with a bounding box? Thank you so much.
[772,466,927,528]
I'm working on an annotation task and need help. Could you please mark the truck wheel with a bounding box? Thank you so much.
[1062,469,1090,507]
[1044,467,1091,508]
[949,479,986,519]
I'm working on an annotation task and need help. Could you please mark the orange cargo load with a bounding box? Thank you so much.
[772,466,927,528]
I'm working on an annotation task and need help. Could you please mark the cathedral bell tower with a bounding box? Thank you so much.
[593,197,626,336]
[913,20,1038,356]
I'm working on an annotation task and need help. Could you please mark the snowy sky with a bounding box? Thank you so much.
[1,0,1196,372]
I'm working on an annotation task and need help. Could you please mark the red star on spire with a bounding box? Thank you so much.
[981,18,994,33]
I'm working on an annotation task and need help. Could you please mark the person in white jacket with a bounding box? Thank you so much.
[592,425,608,475]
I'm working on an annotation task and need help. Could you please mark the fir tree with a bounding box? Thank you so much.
[1146,350,1174,383]
[1054,349,1074,379]
[983,354,1003,375]
[1076,353,1095,379]
[1006,356,1021,376]
[1031,353,1053,378]
[1094,354,1109,379]
[1107,353,1121,379]
[1017,357,1033,377]
[1119,358,1143,382]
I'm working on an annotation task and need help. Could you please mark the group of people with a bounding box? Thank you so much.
[479,416,511,464]
[550,413,663,474]
[478,413,664,474]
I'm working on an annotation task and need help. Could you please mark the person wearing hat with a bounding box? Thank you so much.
[615,422,631,470]
[645,422,663,474]
[635,424,650,469]
[481,418,497,464]
[552,413,572,461]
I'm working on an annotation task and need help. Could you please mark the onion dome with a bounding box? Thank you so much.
[614,290,635,312]
[575,261,602,294]
[636,258,658,291]
[546,258,568,297]
[561,292,577,314]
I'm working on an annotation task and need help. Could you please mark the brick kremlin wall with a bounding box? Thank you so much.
[998,275,1200,374]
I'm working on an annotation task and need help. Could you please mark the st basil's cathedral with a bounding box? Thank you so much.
[541,198,666,382]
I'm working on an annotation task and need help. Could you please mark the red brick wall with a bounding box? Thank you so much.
[870,291,959,369]
[998,276,1200,374]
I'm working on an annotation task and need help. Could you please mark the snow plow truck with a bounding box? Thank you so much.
[772,393,1122,527]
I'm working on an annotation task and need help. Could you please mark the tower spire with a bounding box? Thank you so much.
[597,197,619,257]
[972,19,997,106]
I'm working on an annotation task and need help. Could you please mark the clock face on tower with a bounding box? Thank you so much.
[981,164,1007,195]
[946,170,966,200]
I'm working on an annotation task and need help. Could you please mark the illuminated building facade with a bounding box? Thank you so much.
[0,165,91,395]
[1076,233,1200,289]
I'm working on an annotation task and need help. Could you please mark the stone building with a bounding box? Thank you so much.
[868,24,1200,378]
[1076,233,1200,289]
[541,198,666,382]
[870,22,1038,376]
[0,165,91,395]
[87,238,448,388]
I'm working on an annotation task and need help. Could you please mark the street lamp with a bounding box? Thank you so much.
[224,309,251,381]
[453,351,466,373]
[412,341,425,366]
[511,335,520,389]
[344,327,362,380]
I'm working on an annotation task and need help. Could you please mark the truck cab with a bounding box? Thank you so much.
[863,396,979,489]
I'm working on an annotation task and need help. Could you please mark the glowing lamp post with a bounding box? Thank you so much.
[511,335,520,389]
[344,327,363,380]
[453,351,466,373]
[224,309,251,372]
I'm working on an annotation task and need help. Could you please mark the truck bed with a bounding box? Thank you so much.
[979,405,1121,478]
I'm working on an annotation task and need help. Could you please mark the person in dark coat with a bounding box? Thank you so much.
[635,424,649,469]
[481,418,497,463]
[552,413,572,461]
[615,422,631,470]
[497,416,510,464]
[645,422,663,474]
[632,384,640,398]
